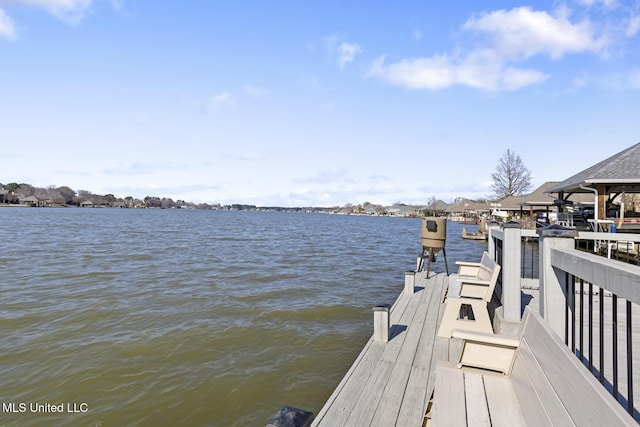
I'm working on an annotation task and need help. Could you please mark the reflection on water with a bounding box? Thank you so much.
[0,208,485,426]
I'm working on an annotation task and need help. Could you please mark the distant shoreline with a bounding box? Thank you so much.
[0,203,427,217]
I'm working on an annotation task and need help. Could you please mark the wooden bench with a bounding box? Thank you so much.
[437,251,500,338]
[431,308,636,426]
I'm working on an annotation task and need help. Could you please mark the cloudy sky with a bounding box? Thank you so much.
[1,1,639,206]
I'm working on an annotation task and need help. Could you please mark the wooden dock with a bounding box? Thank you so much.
[312,271,453,427]
[311,271,640,426]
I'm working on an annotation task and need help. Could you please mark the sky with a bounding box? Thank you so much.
[1,0,640,207]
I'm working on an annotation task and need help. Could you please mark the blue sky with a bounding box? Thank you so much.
[1,1,639,206]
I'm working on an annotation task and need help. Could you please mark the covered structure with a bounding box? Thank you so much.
[445,198,491,221]
[546,142,640,232]
[498,182,593,225]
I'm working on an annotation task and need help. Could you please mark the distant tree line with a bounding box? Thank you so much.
[0,182,215,210]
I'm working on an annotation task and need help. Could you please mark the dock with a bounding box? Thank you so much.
[308,226,640,427]
[312,271,448,426]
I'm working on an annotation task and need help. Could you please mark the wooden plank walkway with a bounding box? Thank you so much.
[312,272,640,426]
[312,271,451,427]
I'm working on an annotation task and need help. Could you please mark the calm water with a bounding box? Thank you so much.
[0,208,485,426]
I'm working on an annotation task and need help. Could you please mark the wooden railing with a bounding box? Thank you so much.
[489,223,640,418]
[554,248,640,417]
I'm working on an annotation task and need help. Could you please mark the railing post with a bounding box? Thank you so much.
[487,222,500,260]
[538,225,578,338]
[373,304,390,343]
[404,271,415,295]
[502,221,523,322]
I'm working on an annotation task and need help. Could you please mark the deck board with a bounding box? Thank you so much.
[313,258,640,426]
[430,366,467,426]
[312,272,449,426]
[464,372,491,426]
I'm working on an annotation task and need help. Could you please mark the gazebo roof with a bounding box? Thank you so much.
[546,142,640,194]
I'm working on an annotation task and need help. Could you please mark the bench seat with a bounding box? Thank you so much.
[431,308,636,426]
[437,251,500,338]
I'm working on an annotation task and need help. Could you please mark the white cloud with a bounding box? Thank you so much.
[16,0,93,23]
[502,67,550,90]
[626,15,640,37]
[323,35,361,69]
[368,52,548,91]
[463,7,606,60]
[206,92,235,112]
[576,0,618,8]
[0,8,17,40]
[413,29,423,41]
[338,42,361,69]
[0,0,124,37]
[369,55,455,90]
[570,75,588,91]
[370,6,606,91]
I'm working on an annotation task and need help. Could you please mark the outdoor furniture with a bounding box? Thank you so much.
[437,251,500,338]
[431,308,636,426]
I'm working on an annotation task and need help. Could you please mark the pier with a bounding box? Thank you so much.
[270,143,640,427]
[306,224,640,426]
[312,270,447,426]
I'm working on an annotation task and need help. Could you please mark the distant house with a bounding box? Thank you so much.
[20,195,43,207]
[445,199,490,221]
[334,206,354,215]
[386,203,417,217]
[0,189,9,204]
[363,203,385,215]
[80,200,94,208]
[421,199,451,216]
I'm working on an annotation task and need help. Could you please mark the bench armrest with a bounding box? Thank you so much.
[452,329,520,348]
[452,329,520,375]
[455,261,481,267]
[455,277,491,286]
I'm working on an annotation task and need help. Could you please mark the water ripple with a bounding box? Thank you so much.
[0,208,484,426]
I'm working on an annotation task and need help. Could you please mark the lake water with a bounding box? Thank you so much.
[0,208,486,426]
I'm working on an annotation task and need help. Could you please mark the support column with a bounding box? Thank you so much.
[502,221,523,322]
[373,304,390,343]
[538,225,577,339]
[404,271,415,295]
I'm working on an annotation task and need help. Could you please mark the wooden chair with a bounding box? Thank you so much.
[437,251,500,338]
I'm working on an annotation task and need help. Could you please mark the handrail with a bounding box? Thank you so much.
[550,247,640,305]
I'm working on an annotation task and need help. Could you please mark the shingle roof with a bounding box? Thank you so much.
[546,142,640,194]
[445,198,491,213]
[426,199,451,211]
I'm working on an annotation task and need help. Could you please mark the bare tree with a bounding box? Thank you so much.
[491,149,532,199]
[56,186,77,205]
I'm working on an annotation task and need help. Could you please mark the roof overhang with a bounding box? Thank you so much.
[545,180,640,194]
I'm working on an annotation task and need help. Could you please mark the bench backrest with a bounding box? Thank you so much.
[479,251,493,273]
[511,309,635,426]
[455,251,500,303]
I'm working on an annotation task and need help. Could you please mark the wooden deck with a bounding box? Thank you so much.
[312,271,453,427]
[312,269,640,426]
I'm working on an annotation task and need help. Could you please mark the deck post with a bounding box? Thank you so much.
[404,271,415,294]
[373,304,390,343]
[487,222,500,260]
[502,222,523,322]
[538,226,577,339]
